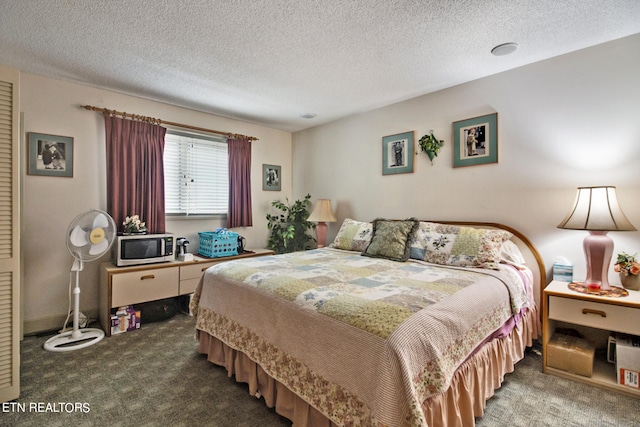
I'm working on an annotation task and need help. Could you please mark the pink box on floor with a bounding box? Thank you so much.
[111,305,141,335]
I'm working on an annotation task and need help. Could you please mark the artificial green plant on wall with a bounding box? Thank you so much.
[418,131,444,165]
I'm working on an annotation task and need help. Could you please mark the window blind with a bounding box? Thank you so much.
[164,131,228,215]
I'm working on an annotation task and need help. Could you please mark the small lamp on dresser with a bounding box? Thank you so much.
[307,199,337,248]
[557,186,636,292]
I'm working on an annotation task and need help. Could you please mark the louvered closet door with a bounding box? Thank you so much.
[0,64,20,403]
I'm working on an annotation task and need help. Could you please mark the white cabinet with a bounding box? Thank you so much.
[99,249,274,336]
[543,280,640,397]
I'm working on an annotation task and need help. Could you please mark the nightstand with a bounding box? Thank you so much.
[543,280,640,397]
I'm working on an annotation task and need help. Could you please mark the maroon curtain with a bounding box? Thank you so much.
[227,137,253,227]
[104,114,167,233]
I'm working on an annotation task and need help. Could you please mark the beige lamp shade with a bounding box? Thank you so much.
[557,186,636,231]
[308,199,336,248]
[308,199,337,223]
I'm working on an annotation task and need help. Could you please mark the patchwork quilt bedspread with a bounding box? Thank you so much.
[192,248,532,427]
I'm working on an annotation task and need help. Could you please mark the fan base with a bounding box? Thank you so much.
[44,328,105,352]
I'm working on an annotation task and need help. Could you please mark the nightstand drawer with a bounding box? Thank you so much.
[180,262,217,281]
[179,278,200,295]
[548,296,640,335]
[111,267,179,307]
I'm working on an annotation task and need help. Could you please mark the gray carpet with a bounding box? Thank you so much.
[4,314,638,427]
[476,348,638,427]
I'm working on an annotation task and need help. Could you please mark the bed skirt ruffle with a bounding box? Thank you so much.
[196,305,539,427]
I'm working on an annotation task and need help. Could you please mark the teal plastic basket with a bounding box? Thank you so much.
[198,230,239,258]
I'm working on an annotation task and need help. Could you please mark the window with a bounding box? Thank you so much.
[164,130,228,216]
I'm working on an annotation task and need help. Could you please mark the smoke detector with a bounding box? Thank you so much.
[491,42,519,56]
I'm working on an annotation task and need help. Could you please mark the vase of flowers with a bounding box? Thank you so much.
[122,215,147,235]
[614,252,640,291]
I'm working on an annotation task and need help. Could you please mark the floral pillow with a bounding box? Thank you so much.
[329,218,373,252]
[410,222,512,269]
[362,218,419,262]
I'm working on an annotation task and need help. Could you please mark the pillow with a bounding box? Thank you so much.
[500,240,526,266]
[362,218,419,262]
[410,222,512,269]
[409,221,433,260]
[329,218,373,252]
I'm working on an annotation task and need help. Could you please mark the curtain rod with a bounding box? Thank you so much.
[82,105,259,141]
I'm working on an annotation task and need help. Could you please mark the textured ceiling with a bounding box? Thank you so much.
[1,1,639,132]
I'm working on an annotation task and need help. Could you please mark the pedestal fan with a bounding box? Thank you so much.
[44,209,116,352]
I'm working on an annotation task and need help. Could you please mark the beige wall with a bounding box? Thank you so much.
[18,33,640,333]
[292,34,640,286]
[20,74,292,333]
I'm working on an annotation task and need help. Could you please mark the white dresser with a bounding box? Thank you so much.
[99,249,274,336]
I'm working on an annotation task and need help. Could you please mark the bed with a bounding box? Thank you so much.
[191,219,544,427]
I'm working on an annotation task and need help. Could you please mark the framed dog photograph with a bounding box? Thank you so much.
[27,132,74,177]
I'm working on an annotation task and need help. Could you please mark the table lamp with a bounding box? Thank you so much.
[307,199,337,248]
[557,186,636,291]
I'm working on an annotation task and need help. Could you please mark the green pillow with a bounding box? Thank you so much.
[329,218,373,252]
[362,218,419,262]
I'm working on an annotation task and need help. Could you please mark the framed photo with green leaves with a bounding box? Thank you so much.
[382,131,414,175]
[27,132,74,177]
[453,113,498,168]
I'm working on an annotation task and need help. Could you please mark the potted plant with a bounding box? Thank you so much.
[418,131,444,164]
[266,194,316,253]
[614,252,640,290]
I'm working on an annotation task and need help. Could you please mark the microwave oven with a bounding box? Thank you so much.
[112,233,174,267]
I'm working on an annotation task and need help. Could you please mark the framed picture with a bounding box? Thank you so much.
[382,131,414,175]
[27,132,74,177]
[453,113,498,168]
[262,164,281,191]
